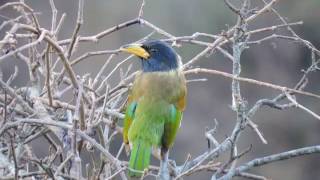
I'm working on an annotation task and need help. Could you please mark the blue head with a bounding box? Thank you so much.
[121,40,179,72]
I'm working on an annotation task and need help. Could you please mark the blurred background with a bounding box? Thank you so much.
[1,0,320,179]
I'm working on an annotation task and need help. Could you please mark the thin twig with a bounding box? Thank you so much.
[45,45,53,106]
[184,68,320,100]
[219,145,320,179]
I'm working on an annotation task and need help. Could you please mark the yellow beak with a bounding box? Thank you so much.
[120,43,150,59]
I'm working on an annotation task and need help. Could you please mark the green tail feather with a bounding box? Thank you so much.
[128,139,151,177]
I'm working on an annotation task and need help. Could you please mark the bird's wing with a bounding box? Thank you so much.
[123,91,137,148]
[123,72,142,148]
[162,83,187,150]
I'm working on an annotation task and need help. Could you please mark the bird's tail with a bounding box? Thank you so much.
[128,139,151,177]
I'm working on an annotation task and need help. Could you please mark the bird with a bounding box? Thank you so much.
[120,40,187,177]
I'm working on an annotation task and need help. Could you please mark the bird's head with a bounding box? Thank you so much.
[120,40,180,72]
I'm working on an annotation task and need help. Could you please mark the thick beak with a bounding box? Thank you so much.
[120,43,150,59]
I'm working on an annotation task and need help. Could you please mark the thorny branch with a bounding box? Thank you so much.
[0,0,320,179]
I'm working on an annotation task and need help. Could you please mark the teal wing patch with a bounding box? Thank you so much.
[127,102,137,118]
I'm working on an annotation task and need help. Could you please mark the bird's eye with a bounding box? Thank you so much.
[142,45,150,50]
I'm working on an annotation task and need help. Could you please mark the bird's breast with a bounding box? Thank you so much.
[132,70,186,102]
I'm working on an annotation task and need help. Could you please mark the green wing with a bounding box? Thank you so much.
[162,80,187,150]
[162,105,183,150]
[123,95,137,145]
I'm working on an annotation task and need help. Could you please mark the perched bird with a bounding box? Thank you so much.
[120,40,187,177]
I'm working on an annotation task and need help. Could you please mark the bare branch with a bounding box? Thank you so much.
[219,145,320,179]
[184,68,320,100]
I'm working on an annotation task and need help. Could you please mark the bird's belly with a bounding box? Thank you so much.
[128,98,170,146]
